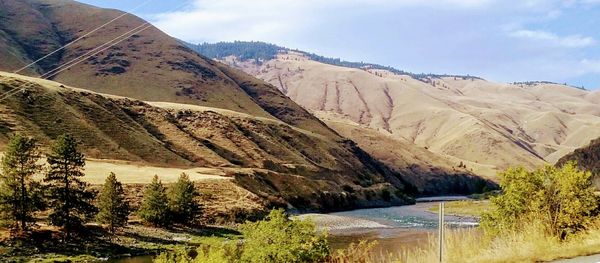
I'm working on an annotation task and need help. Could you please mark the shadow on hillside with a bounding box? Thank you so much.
[0,227,148,260]
[172,225,242,237]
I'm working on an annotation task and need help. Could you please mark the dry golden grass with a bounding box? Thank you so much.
[397,222,600,263]
[428,200,490,217]
[228,52,600,178]
[79,160,230,184]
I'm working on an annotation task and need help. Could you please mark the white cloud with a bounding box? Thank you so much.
[508,29,596,48]
[150,0,494,43]
[579,59,600,74]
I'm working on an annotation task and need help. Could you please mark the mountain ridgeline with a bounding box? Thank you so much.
[194,41,600,184]
[185,41,482,81]
[0,0,501,213]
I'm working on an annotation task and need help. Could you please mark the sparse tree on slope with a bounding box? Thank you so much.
[96,172,130,233]
[138,175,169,226]
[0,134,44,234]
[168,173,200,225]
[45,134,97,239]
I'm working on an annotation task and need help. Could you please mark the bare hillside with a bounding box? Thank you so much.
[0,0,335,138]
[0,71,419,211]
[222,52,600,177]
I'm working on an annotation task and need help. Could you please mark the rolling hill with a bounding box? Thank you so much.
[0,71,422,211]
[198,43,600,178]
[0,0,335,138]
[0,0,465,212]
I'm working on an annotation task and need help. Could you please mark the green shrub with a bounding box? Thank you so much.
[482,163,598,238]
[153,209,329,263]
[154,247,194,263]
[239,209,329,263]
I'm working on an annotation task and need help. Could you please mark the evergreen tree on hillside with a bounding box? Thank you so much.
[0,134,45,234]
[96,172,130,233]
[168,173,200,225]
[45,134,97,239]
[138,175,169,226]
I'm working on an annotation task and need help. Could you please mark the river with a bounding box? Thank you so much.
[106,196,475,263]
[321,196,478,256]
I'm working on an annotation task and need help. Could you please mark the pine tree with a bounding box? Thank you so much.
[45,134,97,239]
[0,134,44,234]
[138,175,169,226]
[168,173,200,225]
[96,172,130,233]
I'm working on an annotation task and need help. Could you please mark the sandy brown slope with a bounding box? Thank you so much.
[223,52,600,177]
[0,0,336,139]
[0,71,418,211]
[315,112,493,195]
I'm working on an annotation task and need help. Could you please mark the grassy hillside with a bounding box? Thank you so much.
[0,0,336,139]
[557,137,600,188]
[219,51,600,179]
[317,112,495,195]
[0,72,416,211]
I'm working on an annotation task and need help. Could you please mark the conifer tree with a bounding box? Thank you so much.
[0,134,44,234]
[168,173,200,224]
[138,175,169,226]
[96,172,130,233]
[45,134,97,239]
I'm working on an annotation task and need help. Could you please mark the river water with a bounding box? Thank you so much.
[326,197,478,256]
[107,197,475,263]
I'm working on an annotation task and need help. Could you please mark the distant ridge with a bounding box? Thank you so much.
[512,81,587,91]
[184,41,483,81]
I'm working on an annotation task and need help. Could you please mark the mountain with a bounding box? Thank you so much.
[0,0,335,138]
[316,112,491,195]
[557,137,600,188]
[0,71,425,211]
[0,0,469,211]
[191,42,600,178]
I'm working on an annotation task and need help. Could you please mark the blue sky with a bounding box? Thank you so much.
[79,0,600,90]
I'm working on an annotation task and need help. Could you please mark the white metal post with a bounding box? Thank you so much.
[439,202,445,263]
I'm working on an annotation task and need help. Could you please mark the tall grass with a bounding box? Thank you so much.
[397,220,600,263]
[325,220,600,263]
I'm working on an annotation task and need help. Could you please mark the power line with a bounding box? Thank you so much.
[40,22,151,79]
[0,0,152,100]
[44,24,153,79]
[0,82,34,102]
[12,0,153,74]
[0,0,195,104]
[0,24,152,103]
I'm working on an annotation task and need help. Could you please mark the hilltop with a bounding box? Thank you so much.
[186,41,482,81]
[0,0,334,138]
[195,43,600,178]
[0,71,426,211]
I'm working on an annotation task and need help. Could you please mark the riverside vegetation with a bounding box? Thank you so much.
[0,133,205,261]
[1,132,600,262]
[153,163,600,263]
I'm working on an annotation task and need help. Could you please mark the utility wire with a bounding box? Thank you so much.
[0,0,152,101]
[39,22,151,79]
[12,0,153,74]
[0,0,195,104]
